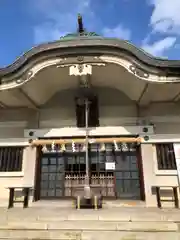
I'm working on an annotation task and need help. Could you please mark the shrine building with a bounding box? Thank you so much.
[0,15,180,208]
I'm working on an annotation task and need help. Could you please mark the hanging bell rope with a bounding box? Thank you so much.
[31,137,142,146]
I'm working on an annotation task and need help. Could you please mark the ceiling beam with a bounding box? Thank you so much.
[18,88,38,110]
[137,83,149,105]
[172,91,180,102]
[0,101,7,108]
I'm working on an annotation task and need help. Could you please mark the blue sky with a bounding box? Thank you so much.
[0,0,180,67]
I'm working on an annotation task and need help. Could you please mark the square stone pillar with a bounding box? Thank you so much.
[23,146,37,203]
[141,143,157,207]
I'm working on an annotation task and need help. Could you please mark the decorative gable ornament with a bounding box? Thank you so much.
[69,64,92,76]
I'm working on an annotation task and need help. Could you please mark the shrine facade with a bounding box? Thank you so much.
[0,16,180,207]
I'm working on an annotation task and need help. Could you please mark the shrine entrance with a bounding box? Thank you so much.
[34,138,144,201]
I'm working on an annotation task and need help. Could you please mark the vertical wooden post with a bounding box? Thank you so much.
[156,187,161,208]
[77,196,80,209]
[137,145,145,201]
[23,188,30,208]
[94,196,98,209]
[33,146,42,201]
[8,188,14,209]
[173,187,179,208]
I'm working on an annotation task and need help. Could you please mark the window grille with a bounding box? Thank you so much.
[156,143,176,170]
[75,96,99,128]
[0,147,23,172]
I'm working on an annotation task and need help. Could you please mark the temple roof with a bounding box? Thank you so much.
[60,14,101,40]
[0,14,180,88]
[0,14,180,77]
[1,15,180,109]
[1,38,180,77]
[60,31,101,40]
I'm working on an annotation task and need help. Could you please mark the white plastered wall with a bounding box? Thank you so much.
[39,105,137,128]
[0,100,180,206]
[140,102,180,207]
[141,144,179,207]
[0,145,37,204]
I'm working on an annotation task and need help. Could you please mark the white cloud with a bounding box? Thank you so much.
[149,0,180,34]
[31,0,132,44]
[102,25,131,40]
[34,23,66,43]
[31,0,94,44]
[141,0,180,58]
[142,37,176,56]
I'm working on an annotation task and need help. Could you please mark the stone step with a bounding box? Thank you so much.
[1,207,180,239]
[3,208,180,222]
[0,220,178,231]
[0,230,180,240]
[0,207,180,239]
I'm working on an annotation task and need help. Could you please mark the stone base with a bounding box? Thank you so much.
[74,196,103,209]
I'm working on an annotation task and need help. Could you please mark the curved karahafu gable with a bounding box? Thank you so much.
[0,12,180,89]
[0,38,180,90]
[1,38,180,76]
